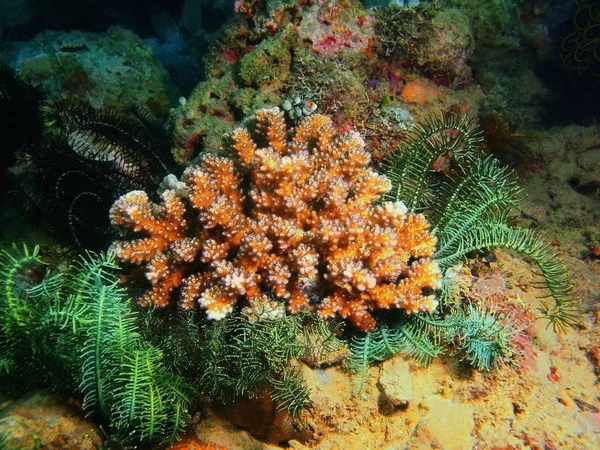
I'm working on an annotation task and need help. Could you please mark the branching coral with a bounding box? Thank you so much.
[110,108,440,330]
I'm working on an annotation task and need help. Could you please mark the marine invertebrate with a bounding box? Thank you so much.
[400,80,438,105]
[110,108,440,331]
[348,304,517,395]
[5,27,174,114]
[20,99,176,249]
[143,299,345,426]
[373,4,473,87]
[373,3,436,59]
[298,0,374,58]
[561,0,600,77]
[196,307,343,425]
[0,245,193,445]
[383,113,579,332]
[43,99,174,193]
[348,112,578,392]
[238,37,292,88]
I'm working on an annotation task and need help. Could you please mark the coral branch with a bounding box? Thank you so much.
[110,108,440,330]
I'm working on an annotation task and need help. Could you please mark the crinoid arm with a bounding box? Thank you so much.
[0,246,193,445]
[383,112,580,333]
[347,316,443,396]
[435,224,579,333]
[382,112,484,211]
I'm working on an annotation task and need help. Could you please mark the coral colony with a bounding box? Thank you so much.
[110,108,440,331]
[1,0,597,448]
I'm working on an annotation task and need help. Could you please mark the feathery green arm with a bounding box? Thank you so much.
[0,244,43,323]
[0,244,46,377]
[0,246,194,444]
[435,224,579,331]
[270,368,313,426]
[383,113,484,210]
[348,319,443,396]
[383,112,578,333]
[430,156,521,232]
[80,282,112,416]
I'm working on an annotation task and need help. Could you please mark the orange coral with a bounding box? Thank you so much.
[110,108,440,330]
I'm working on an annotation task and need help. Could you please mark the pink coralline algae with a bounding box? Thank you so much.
[298,0,374,58]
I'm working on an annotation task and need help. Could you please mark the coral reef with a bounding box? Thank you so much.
[295,0,374,58]
[1,26,175,115]
[441,0,552,128]
[238,36,293,88]
[169,0,484,165]
[345,112,579,396]
[383,113,579,331]
[110,108,440,330]
[373,3,473,87]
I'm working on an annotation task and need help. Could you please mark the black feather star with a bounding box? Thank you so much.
[22,99,177,249]
[42,99,175,192]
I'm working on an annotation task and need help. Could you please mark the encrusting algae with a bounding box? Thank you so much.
[109,108,440,330]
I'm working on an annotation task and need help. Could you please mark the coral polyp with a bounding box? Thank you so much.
[110,108,440,330]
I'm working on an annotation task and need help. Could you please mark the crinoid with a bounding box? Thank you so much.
[349,112,579,393]
[0,244,193,445]
[561,0,600,78]
[383,112,578,332]
[42,99,175,192]
[23,99,176,249]
[22,136,123,249]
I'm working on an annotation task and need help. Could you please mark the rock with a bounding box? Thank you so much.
[3,27,175,115]
[0,391,102,450]
[589,345,600,375]
[409,395,474,450]
[212,394,311,445]
[558,388,578,409]
[378,358,414,409]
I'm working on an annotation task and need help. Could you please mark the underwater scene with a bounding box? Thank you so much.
[0,0,599,448]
